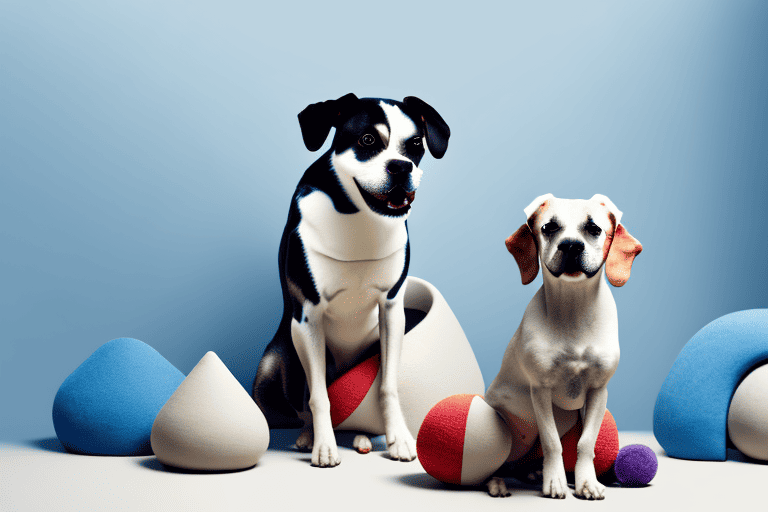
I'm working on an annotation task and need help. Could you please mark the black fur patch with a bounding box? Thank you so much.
[333,98,424,166]
[387,223,410,300]
[295,152,358,214]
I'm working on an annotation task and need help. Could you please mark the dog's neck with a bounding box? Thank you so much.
[297,160,409,262]
[540,266,610,325]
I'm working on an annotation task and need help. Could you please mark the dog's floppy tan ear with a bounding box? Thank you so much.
[605,224,642,287]
[506,194,554,285]
[506,224,539,285]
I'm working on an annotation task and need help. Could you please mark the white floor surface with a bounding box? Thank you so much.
[2,431,766,512]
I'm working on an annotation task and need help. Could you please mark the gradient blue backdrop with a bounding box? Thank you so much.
[2,0,767,441]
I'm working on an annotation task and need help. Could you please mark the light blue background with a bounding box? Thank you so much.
[2,0,767,441]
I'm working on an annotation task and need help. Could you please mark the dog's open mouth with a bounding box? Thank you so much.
[354,180,415,216]
[372,187,415,210]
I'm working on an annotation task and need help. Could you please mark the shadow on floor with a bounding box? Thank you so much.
[267,429,387,452]
[136,457,258,474]
[726,448,768,465]
[24,437,68,453]
[395,472,485,493]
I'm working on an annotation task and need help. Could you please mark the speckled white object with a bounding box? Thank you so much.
[151,351,269,471]
[728,363,768,460]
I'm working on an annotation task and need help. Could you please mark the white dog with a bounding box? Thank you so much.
[484,194,642,499]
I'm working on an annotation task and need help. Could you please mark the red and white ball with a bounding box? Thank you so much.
[417,394,512,485]
[417,394,621,486]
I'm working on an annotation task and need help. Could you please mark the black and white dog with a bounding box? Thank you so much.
[252,94,450,467]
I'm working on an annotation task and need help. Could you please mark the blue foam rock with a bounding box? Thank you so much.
[653,309,768,460]
[52,338,185,455]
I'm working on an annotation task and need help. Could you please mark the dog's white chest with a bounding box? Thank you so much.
[295,189,408,360]
[541,342,618,410]
[297,190,408,262]
[305,246,407,363]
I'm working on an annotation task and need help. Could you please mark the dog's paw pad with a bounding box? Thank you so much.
[353,435,372,454]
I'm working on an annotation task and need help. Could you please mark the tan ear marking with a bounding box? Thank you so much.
[605,224,642,287]
[590,194,623,226]
[506,224,539,285]
[524,193,555,222]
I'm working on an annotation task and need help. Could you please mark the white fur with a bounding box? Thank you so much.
[485,196,625,500]
[296,188,408,261]
[374,123,389,145]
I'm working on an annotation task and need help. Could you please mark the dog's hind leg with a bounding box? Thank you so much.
[252,324,306,429]
[295,417,314,452]
[352,435,372,454]
[487,477,511,498]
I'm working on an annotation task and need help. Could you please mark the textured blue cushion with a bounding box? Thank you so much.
[653,309,768,460]
[52,338,185,455]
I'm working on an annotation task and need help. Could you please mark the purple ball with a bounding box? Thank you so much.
[615,444,658,486]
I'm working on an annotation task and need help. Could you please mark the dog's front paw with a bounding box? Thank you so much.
[311,435,341,467]
[386,429,416,461]
[353,434,372,454]
[575,477,605,501]
[575,462,605,500]
[541,460,568,499]
[487,477,511,498]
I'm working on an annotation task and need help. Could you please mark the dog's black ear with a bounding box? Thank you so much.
[297,93,359,152]
[403,96,450,159]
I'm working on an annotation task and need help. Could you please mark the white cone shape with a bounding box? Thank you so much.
[151,351,269,470]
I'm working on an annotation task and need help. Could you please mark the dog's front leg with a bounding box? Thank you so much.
[574,386,608,500]
[530,386,568,499]
[378,296,417,461]
[291,307,340,467]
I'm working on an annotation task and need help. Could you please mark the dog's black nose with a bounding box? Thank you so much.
[386,160,413,175]
[558,239,584,256]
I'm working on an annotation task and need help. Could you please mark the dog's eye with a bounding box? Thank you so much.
[542,222,560,236]
[359,134,376,146]
[410,137,422,146]
[585,222,602,237]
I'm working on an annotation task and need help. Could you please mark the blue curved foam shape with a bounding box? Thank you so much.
[52,338,185,456]
[653,309,768,460]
